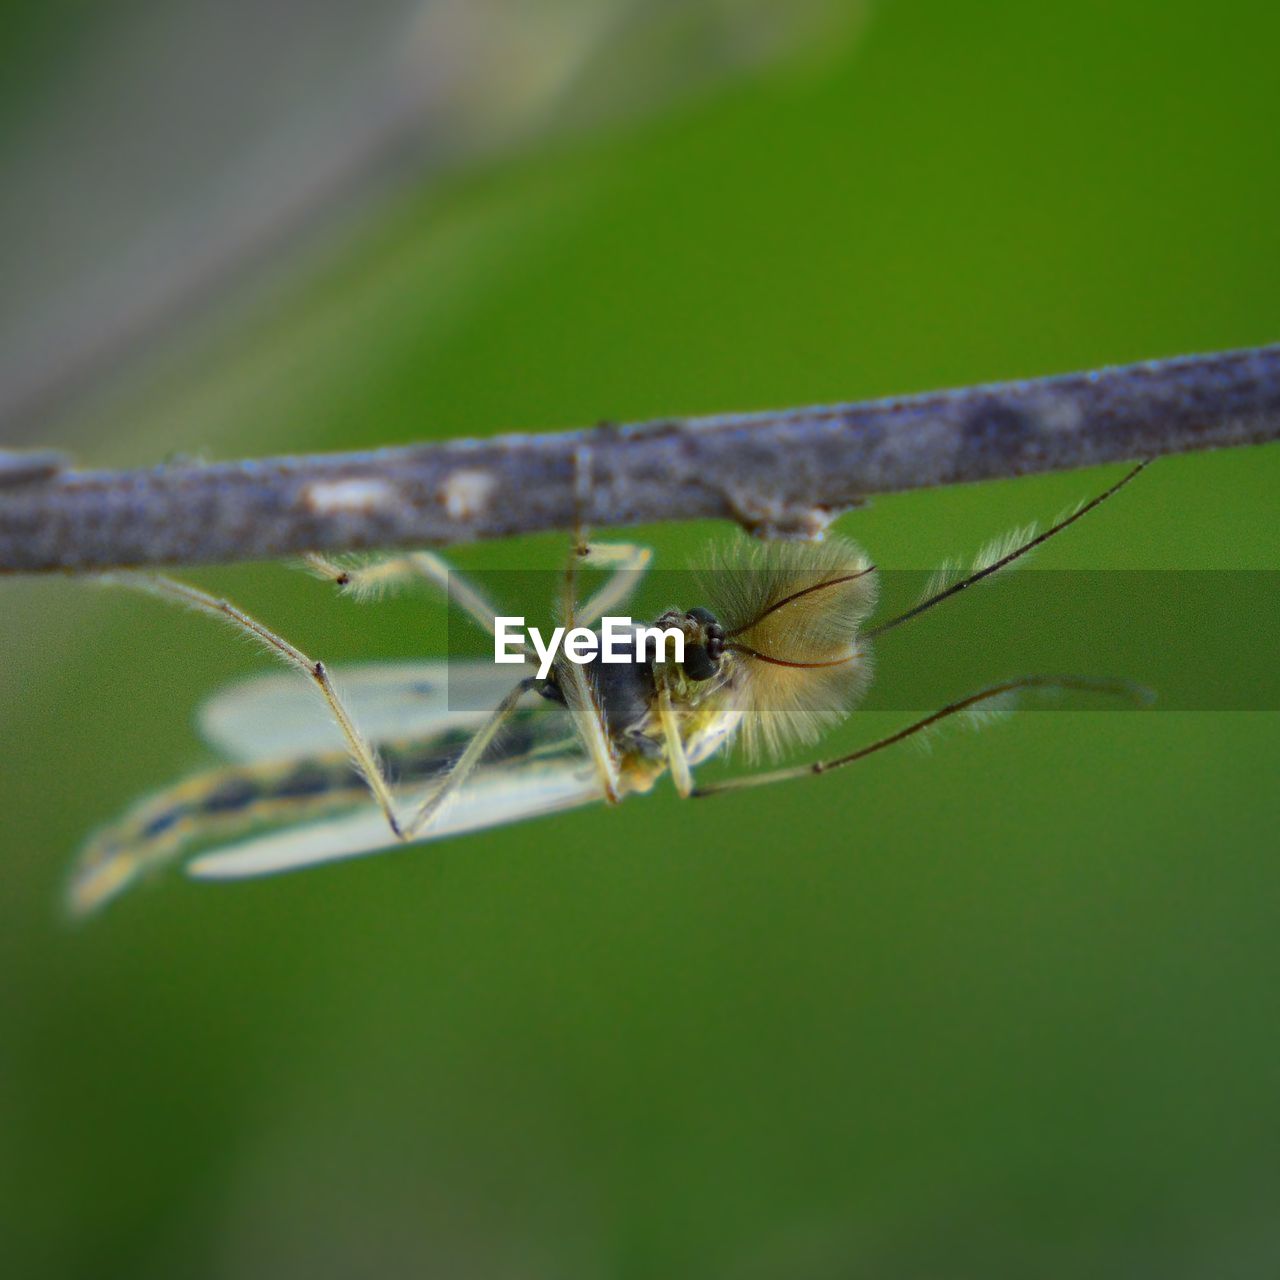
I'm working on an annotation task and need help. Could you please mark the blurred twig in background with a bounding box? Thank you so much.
[0,0,865,442]
[2,343,1277,573]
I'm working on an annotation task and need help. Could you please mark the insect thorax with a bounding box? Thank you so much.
[537,650,657,741]
[536,614,742,768]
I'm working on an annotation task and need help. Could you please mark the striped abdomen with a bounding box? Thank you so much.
[67,733,481,916]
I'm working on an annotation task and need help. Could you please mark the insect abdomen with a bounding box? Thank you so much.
[68,753,371,916]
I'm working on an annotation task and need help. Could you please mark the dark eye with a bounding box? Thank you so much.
[684,643,719,682]
[705,623,725,661]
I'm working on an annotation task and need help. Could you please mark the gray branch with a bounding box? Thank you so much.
[3,343,1278,574]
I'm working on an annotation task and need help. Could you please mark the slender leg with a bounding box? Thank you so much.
[105,572,408,838]
[305,550,506,638]
[574,542,652,628]
[307,535,646,811]
[692,676,1151,798]
[402,677,537,836]
[560,442,651,628]
[561,451,592,629]
[312,538,652,650]
[556,532,624,804]
[654,674,693,798]
[556,659,623,804]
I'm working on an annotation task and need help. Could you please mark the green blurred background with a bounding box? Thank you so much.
[2,1,1278,1276]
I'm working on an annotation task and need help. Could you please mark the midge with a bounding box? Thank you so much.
[69,464,1148,916]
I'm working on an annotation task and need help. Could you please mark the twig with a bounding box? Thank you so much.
[2,343,1278,574]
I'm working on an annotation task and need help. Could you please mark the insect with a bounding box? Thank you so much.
[67,464,1148,916]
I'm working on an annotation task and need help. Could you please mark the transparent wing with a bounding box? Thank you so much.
[199,659,535,762]
[187,758,601,880]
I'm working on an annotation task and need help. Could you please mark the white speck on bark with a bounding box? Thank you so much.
[439,469,496,521]
[303,478,396,515]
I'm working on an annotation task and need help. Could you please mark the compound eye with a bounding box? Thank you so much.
[683,643,719,682]
[705,622,726,661]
